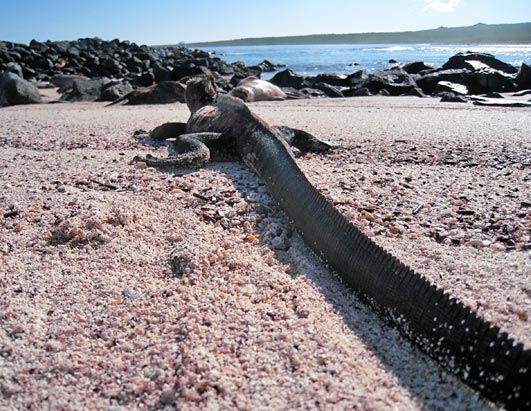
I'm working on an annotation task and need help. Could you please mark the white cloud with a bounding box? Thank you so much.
[422,0,461,13]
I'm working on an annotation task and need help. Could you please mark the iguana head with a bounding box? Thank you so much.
[185,75,218,113]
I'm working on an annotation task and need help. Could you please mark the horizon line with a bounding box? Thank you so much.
[184,21,531,47]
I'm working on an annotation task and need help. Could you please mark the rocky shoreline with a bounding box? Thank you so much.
[1,37,531,107]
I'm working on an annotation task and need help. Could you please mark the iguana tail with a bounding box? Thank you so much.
[252,127,530,411]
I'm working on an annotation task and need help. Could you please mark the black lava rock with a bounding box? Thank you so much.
[0,72,43,106]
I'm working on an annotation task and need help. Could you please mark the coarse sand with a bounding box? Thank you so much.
[1,95,530,410]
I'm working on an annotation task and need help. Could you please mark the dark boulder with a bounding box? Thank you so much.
[298,88,327,98]
[50,41,70,54]
[207,58,234,75]
[130,72,155,87]
[100,81,133,101]
[100,57,122,75]
[241,65,263,77]
[419,53,522,95]
[515,63,531,90]
[0,72,43,106]
[67,46,81,58]
[6,62,24,77]
[12,47,31,60]
[29,39,49,54]
[416,68,473,95]
[230,64,262,85]
[442,52,518,74]
[125,64,142,76]
[134,52,157,63]
[214,76,232,93]
[0,49,15,63]
[310,73,350,87]
[61,78,110,102]
[401,61,435,75]
[343,87,371,97]
[312,82,344,98]
[126,56,143,69]
[172,64,211,81]
[468,69,516,94]
[191,49,210,59]
[270,69,306,89]
[258,60,277,72]
[141,59,151,71]
[355,87,371,96]
[132,50,147,65]
[191,58,211,68]
[35,57,54,70]
[153,63,173,83]
[81,54,100,71]
[366,68,417,96]
[347,69,369,87]
[0,50,11,66]
[50,74,90,90]
[22,66,38,80]
[7,51,22,62]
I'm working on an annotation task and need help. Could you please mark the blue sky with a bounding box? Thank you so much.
[1,0,529,45]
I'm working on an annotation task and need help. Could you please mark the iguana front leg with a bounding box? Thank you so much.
[149,122,188,141]
[133,132,222,168]
[272,126,333,152]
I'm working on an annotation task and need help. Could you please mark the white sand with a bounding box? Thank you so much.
[1,96,530,410]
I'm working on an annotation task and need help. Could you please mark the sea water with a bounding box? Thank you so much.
[196,43,531,78]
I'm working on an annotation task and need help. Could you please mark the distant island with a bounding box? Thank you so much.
[185,22,531,47]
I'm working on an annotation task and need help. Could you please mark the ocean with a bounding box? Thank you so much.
[196,43,531,78]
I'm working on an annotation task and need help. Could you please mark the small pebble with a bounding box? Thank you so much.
[44,339,63,352]
[389,225,401,235]
[436,230,449,239]
[361,210,375,221]
[122,288,134,298]
[440,208,454,217]
[469,239,491,248]
[244,234,257,242]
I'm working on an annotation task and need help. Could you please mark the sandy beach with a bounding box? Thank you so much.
[1,95,530,410]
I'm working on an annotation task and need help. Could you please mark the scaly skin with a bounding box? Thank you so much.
[134,76,530,410]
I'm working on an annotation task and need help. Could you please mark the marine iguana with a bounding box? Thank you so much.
[133,75,530,410]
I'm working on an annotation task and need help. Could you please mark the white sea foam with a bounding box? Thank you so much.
[364,45,416,52]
